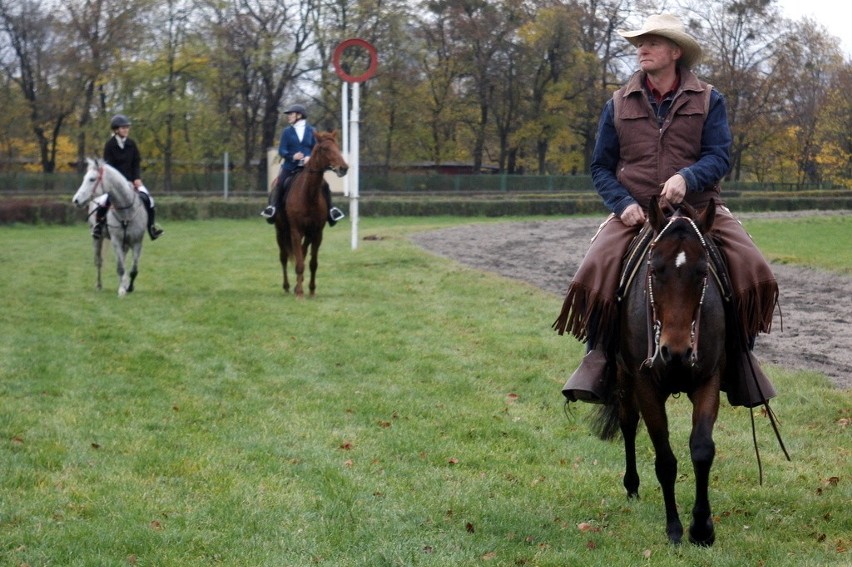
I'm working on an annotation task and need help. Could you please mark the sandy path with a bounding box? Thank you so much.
[411,212,852,389]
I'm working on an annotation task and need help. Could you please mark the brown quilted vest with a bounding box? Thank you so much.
[613,70,719,210]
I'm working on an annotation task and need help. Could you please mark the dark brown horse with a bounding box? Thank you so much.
[593,196,725,546]
[275,130,348,297]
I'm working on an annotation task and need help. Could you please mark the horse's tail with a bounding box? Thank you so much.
[589,403,621,441]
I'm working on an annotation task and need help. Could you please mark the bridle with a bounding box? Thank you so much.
[642,213,710,370]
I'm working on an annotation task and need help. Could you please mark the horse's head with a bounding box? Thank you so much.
[311,131,349,178]
[645,196,716,367]
[72,158,105,207]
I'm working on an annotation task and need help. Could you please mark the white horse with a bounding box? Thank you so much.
[72,158,147,296]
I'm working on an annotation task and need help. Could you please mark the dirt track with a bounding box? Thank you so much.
[411,211,852,389]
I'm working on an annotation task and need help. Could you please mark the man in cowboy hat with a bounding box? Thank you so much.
[553,14,779,407]
[261,103,345,226]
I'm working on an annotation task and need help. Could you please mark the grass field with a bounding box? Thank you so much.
[1,216,849,566]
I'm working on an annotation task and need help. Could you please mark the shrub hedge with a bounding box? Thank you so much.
[2,194,851,226]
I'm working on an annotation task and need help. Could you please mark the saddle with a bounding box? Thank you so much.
[274,167,304,209]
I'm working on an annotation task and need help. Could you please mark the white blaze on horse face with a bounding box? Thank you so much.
[675,250,687,268]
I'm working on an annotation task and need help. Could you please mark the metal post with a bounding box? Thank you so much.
[342,81,350,197]
[350,81,360,250]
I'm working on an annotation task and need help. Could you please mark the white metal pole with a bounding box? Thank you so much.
[223,151,229,199]
[341,81,350,197]
[350,81,360,250]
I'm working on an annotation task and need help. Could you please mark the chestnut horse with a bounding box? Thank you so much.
[593,197,725,546]
[275,130,348,297]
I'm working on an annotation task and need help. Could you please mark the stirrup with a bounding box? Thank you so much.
[149,225,164,240]
[329,207,345,221]
[261,206,276,219]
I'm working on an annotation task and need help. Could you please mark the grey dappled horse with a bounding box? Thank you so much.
[73,159,147,296]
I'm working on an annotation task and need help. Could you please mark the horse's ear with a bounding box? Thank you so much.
[697,200,716,233]
[680,200,698,219]
[649,196,666,232]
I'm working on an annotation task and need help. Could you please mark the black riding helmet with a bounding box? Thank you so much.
[283,104,307,119]
[110,114,131,129]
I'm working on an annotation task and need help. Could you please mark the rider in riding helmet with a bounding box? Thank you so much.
[91,114,164,240]
[261,103,345,226]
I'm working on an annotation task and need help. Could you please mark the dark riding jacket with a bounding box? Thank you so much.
[104,135,142,182]
[278,121,317,173]
[590,69,731,216]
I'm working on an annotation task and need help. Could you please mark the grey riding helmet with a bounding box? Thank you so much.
[283,104,307,118]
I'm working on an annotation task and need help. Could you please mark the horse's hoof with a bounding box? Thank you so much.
[667,522,684,545]
[688,521,715,546]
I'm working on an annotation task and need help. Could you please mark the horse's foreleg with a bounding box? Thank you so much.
[291,229,305,298]
[276,227,290,293]
[620,396,642,499]
[94,238,104,291]
[127,243,142,293]
[640,389,683,544]
[114,249,129,297]
[687,380,720,546]
[307,233,321,297]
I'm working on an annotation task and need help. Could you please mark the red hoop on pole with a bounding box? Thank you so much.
[333,38,378,83]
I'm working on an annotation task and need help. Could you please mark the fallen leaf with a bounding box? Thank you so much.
[481,551,497,560]
[448,457,459,465]
[586,540,597,549]
[343,459,353,468]
[466,522,475,533]
[340,442,353,450]
[643,549,652,559]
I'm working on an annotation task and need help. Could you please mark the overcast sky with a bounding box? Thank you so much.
[776,0,852,56]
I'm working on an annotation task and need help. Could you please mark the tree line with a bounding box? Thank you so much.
[1,0,849,191]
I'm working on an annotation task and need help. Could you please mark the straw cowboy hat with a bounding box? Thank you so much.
[618,14,703,68]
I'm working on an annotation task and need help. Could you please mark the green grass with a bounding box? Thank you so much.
[0,216,849,566]
[743,215,852,273]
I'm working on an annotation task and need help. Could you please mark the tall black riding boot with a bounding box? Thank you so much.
[262,174,288,224]
[140,193,164,240]
[91,205,108,239]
